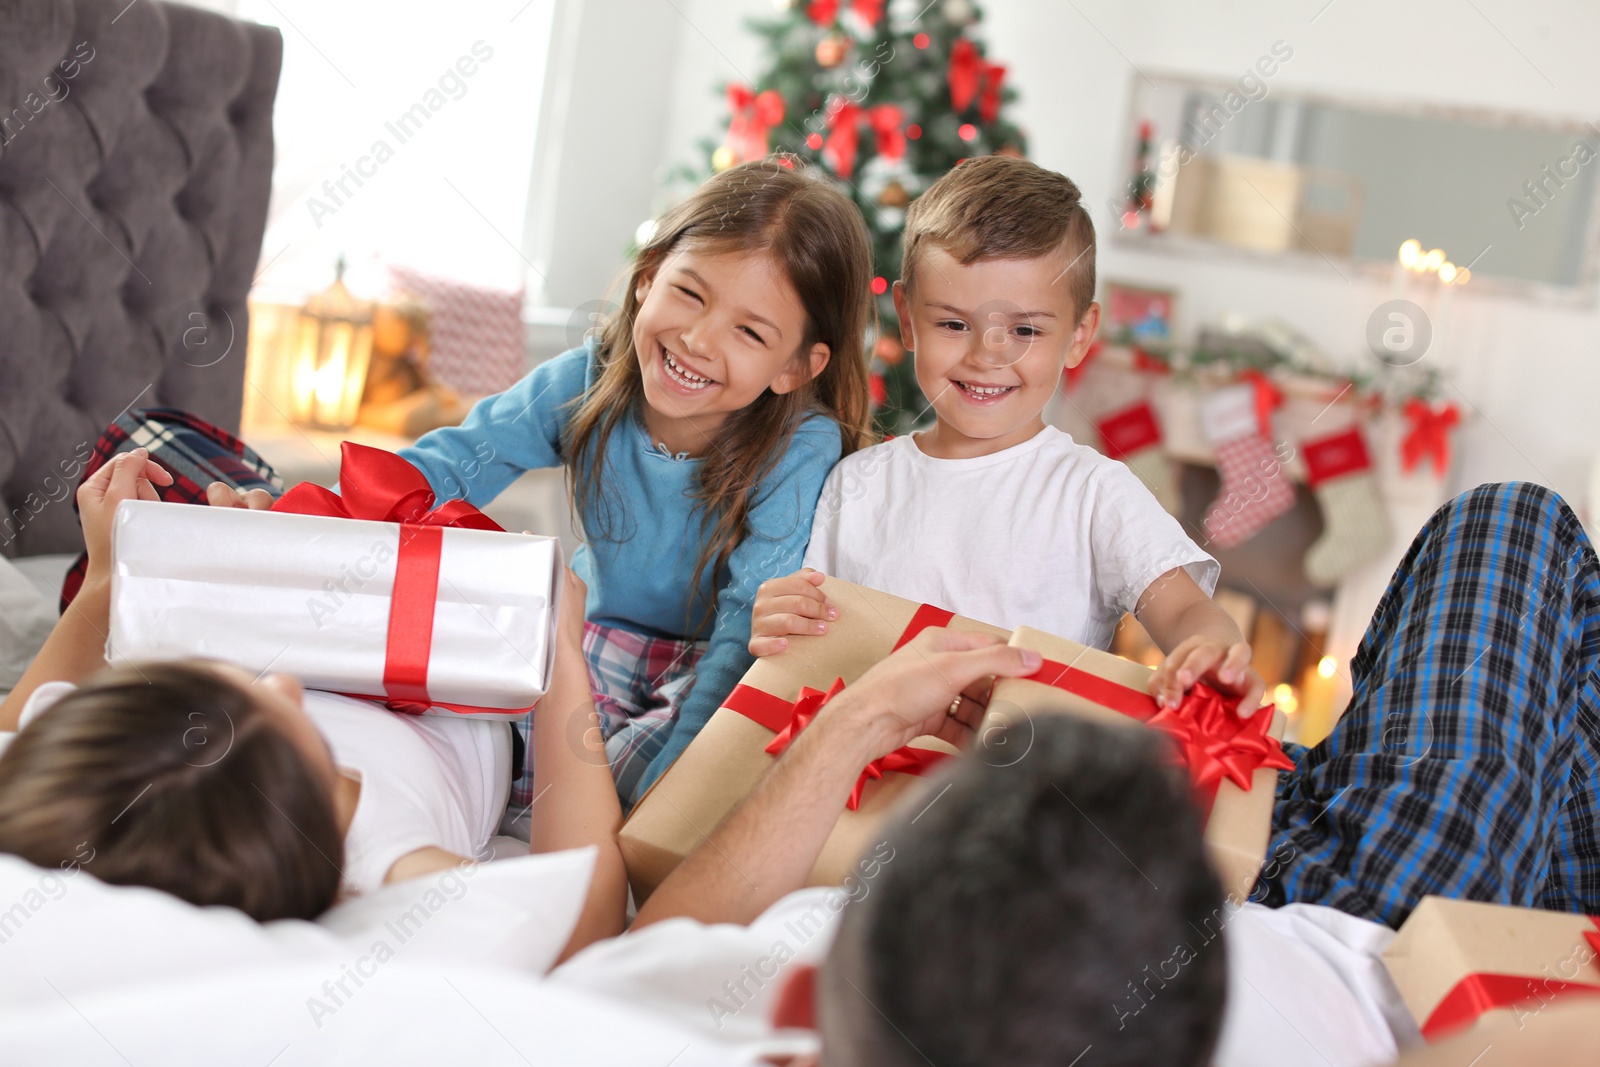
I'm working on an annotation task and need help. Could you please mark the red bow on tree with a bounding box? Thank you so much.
[1401,398,1461,476]
[824,99,905,178]
[948,38,1006,123]
[808,0,883,25]
[726,83,786,163]
[1146,683,1296,811]
[763,678,950,810]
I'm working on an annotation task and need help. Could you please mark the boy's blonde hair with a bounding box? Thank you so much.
[900,156,1097,323]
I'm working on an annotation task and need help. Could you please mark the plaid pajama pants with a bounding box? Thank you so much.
[1258,481,1600,928]
[506,620,706,814]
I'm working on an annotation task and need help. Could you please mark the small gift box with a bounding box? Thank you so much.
[1383,897,1600,1040]
[108,443,562,718]
[984,626,1291,899]
[619,577,1008,901]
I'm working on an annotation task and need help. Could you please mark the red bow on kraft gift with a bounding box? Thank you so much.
[760,678,951,811]
[1420,918,1600,1039]
[271,441,517,717]
[1023,659,1291,815]
[724,603,961,811]
[1402,398,1461,477]
[726,84,786,164]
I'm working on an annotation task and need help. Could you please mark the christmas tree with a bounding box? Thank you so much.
[680,0,1027,434]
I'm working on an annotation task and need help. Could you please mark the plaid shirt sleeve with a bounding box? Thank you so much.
[1257,481,1600,928]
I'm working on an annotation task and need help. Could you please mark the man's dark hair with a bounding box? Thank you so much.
[821,715,1228,1067]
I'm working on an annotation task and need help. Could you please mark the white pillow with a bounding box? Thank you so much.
[0,847,595,1010]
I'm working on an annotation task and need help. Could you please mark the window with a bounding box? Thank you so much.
[237,0,555,298]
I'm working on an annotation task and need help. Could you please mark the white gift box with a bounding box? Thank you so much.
[108,499,562,717]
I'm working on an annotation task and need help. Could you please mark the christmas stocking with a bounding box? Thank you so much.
[1199,383,1294,548]
[1096,399,1181,515]
[1302,425,1391,587]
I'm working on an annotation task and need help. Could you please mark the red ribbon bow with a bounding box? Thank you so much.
[1146,683,1295,812]
[823,100,905,178]
[1401,398,1461,477]
[762,678,950,811]
[271,442,513,717]
[726,83,786,164]
[1238,369,1284,440]
[948,38,1005,123]
[1023,660,1290,815]
[808,0,883,25]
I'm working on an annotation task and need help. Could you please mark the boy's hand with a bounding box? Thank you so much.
[749,567,837,657]
[206,481,275,510]
[80,448,174,580]
[1150,636,1267,717]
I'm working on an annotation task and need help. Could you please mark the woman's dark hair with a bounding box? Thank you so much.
[0,662,344,922]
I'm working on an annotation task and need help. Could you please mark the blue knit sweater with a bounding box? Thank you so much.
[399,342,841,795]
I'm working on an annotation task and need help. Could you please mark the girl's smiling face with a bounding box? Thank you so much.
[632,245,829,457]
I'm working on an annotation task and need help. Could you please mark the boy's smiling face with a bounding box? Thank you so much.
[894,244,1099,460]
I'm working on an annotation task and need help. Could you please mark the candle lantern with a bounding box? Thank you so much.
[290,258,374,430]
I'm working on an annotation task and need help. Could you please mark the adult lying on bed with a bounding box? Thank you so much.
[0,448,630,960]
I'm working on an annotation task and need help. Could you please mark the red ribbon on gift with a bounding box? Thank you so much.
[1420,919,1600,1039]
[270,442,522,717]
[1402,398,1461,477]
[1023,659,1291,815]
[723,601,959,810]
[726,84,786,164]
[761,677,951,811]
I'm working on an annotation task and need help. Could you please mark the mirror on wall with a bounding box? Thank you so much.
[1113,74,1600,299]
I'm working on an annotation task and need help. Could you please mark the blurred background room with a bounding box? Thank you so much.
[8,0,1600,745]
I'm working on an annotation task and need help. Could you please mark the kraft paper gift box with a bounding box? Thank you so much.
[984,626,1292,900]
[108,443,563,719]
[619,577,1008,901]
[1382,897,1600,1041]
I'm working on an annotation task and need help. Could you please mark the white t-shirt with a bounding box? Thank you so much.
[6,682,511,897]
[803,427,1220,648]
[552,890,1416,1067]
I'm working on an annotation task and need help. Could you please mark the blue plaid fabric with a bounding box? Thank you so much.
[1258,481,1600,928]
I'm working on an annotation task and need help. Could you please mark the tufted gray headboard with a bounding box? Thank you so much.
[0,0,281,558]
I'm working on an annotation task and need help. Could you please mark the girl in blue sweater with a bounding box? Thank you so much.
[400,158,874,807]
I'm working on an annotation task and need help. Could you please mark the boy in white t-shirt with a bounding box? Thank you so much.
[753,155,1263,712]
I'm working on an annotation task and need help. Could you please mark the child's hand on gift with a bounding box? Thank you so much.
[1150,636,1266,717]
[79,448,174,581]
[205,482,275,510]
[749,567,837,657]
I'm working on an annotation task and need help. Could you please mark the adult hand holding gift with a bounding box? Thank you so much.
[109,441,565,719]
[634,626,1042,927]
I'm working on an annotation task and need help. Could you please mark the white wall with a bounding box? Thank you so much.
[635,0,1600,512]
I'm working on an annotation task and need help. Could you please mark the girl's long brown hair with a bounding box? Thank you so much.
[564,156,875,634]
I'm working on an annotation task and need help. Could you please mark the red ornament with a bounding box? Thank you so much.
[871,275,888,295]
[958,123,977,141]
[806,132,823,150]
[906,123,922,140]
[869,372,888,408]
[913,32,930,48]
[725,84,785,163]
